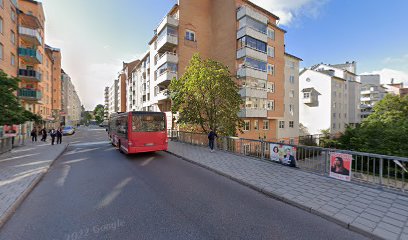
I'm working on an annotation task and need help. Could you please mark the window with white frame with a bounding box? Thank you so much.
[243,144,251,155]
[11,9,16,22]
[10,30,15,44]
[0,17,3,34]
[267,64,274,75]
[267,82,275,93]
[267,28,275,40]
[244,120,250,131]
[290,138,295,145]
[267,46,275,58]
[279,121,285,129]
[289,104,294,115]
[263,120,269,130]
[11,53,15,66]
[289,121,294,128]
[289,75,295,84]
[303,92,310,98]
[289,90,294,98]
[267,100,275,110]
[185,30,196,42]
[254,120,258,130]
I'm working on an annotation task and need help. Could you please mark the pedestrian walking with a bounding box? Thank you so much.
[50,128,56,145]
[208,129,218,152]
[41,128,47,142]
[56,128,63,144]
[30,128,37,142]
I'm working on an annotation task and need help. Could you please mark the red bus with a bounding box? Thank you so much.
[108,112,168,154]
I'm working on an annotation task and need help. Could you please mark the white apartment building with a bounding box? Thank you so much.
[61,70,82,126]
[108,79,119,116]
[299,62,361,135]
[276,53,302,144]
[359,74,387,119]
[104,87,109,120]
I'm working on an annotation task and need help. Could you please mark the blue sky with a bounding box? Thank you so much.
[40,0,408,110]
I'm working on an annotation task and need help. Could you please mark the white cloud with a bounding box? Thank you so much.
[361,68,408,86]
[249,0,329,25]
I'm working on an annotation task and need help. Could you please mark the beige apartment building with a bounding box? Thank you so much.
[124,0,300,141]
[0,0,18,77]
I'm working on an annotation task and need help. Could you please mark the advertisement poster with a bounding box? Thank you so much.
[270,144,297,167]
[329,152,352,181]
[3,125,18,137]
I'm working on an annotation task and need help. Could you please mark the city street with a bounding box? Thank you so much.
[0,127,367,240]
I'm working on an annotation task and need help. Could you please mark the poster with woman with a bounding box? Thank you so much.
[269,144,297,167]
[329,152,352,181]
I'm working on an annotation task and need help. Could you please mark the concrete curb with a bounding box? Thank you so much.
[166,150,383,240]
[0,144,69,229]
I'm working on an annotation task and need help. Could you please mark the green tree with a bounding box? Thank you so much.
[170,54,243,136]
[339,94,408,157]
[0,70,42,125]
[93,104,105,124]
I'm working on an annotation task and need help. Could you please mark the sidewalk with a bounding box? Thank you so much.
[0,141,67,228]
[168,141,408,240]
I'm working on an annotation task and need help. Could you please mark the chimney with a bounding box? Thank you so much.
[391,78,394,84]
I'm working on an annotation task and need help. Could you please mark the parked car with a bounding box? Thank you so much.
[62,126,75,135]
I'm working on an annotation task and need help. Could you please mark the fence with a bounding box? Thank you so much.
[168,130,408,194]
[0,137,13,154]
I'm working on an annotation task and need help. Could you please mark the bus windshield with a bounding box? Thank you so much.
[132,114,165,132]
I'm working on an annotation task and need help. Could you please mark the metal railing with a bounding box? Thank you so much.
[168,130,408,194]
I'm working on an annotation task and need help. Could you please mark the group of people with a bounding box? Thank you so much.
[30,127,63,145]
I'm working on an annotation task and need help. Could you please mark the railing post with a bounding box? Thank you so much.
[379,158,383,187]
[261,140,265,160]
[324,151,329,175]
[240,139,243,155]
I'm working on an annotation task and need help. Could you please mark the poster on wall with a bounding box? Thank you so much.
[3,125,18,137]
[329,152,352,181]
[270,144,297,167]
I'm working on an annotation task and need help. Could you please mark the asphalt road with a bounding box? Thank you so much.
[0,127,368,240]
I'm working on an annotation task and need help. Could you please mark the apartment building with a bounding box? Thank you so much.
[385,81,408,97]
[104,86,109,120]
[359,74,387,119]
[123,0,300,140]
[0,0,18,77]
[299,62,361,135]
[108,79,119,115]
[61,69,81,126]
[276,53,302,144]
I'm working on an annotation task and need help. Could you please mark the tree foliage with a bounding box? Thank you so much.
[338,94,408,157]
[0,70,42,125]
[93,104,105,124]
[170,54,243,136]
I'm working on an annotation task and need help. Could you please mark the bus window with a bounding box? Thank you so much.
[132,115,165,132]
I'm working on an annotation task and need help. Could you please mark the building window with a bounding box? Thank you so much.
[267,64,274,75]
[267,100,275,110]
[333,113,336,118]
[289,121,294,128]
[267,28,275,40]
[243,120,250,131]
[263,120,269,130]
[289,104,294,115]
[279,121,285,129]
[267,82,275,93]
[11,9,16,22]
[243,57,267,72]
[289,138,295,145]
[267,46,275,58]
[289,75,295,84]
[10,30,15,44]
[0,43,3,59]
[0,17,3,34]
[333,123,336,129]
[237,36,266,53]
[289,90,294,98]
[185,30,196,42]
[254,120,258,130]
[11,53,15,66]
[0,0,3,8]
[303,92,310,98]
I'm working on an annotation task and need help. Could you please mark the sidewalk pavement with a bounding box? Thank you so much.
[168,141,408,240]
[0,141,67,228]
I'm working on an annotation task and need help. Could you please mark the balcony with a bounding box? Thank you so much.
[18,48,42,64]
[237,47,267,62]
[19,13,42,29]
[18,89,42,101]
[239,87,267,99]
[237,6,268,25]
[157,16,179,36]
[18,69,42,82]
[237,67,267,80]
[19,27,42,46]
[156,90,170,102]
[238,108,267,118]
[156,52,178,67]
[237,27,267,42]
[156,34,178,53]
[156,71,177,86]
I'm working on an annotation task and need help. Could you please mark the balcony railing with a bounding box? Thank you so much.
[156,52,178,67]
[237,47,267,62]
[237,67,267,80]
[19,26,42,46]
[238,108,267,118]
[239,87,267,99]
[18,48,42,64]
[156,70,177,86]
[156,34,178,53]
[157,15,179,36]
[237,26,268,42]
[18,89,42,100]
[237,6,268,25]
[18,69,42,82]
